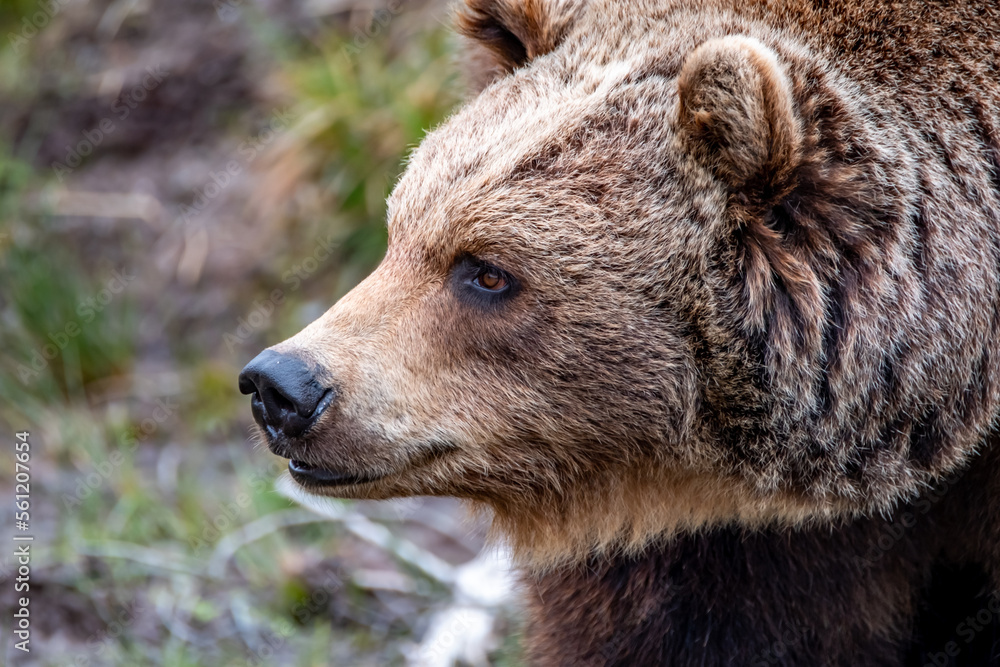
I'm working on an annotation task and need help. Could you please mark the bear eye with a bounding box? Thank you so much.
[474,267,508,292]
[451,255,518,308]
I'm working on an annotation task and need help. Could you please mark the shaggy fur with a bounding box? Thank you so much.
[524,440,1000,666]
[249,0,1000,663]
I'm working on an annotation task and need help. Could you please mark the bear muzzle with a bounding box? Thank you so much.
[239,349,368,489]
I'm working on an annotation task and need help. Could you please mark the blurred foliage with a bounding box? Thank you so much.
[0,237,139,401]
[249,22,461,341]
[0,0,40,30]
[0,1,519,665]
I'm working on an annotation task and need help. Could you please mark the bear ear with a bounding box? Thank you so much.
[457,0,582,89]
[677,36,803,196]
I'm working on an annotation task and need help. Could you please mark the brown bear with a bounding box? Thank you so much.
[238,0,1000,664]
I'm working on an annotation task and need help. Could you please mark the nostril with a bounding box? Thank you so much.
[261,386,296,420]
[238,373,258,396]
[238,349,333,438]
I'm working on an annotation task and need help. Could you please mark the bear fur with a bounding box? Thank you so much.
[250,0,1000,663]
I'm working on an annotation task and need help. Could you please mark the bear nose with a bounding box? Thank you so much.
[238,350,332,439]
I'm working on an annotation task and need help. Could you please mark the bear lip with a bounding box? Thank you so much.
[287,459,385,487]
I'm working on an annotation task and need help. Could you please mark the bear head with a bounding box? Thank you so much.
[240,0,998,566]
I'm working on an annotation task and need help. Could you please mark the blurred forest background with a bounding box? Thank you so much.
[0,0,520,664]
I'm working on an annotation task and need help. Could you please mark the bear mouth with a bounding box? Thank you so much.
[287,459,387,487]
